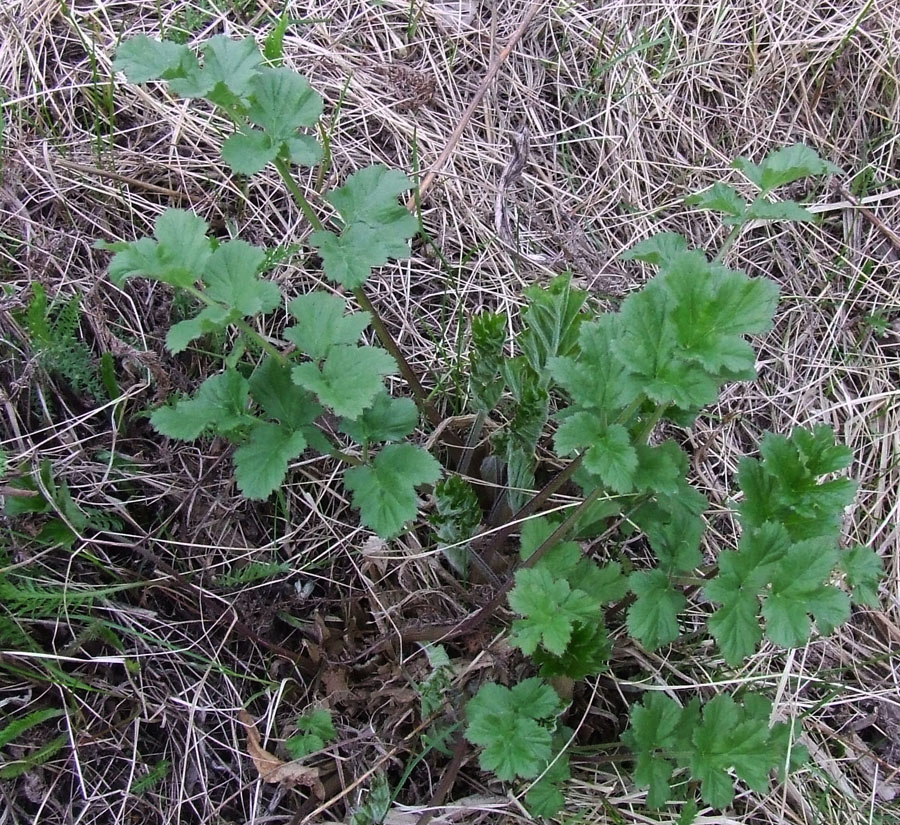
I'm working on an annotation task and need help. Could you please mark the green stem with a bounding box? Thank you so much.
[353,287,444,429]
[437,485,605,642]
[273,158,324,230]
[273,157,443,431]
[635,402,667,443]
[713,224,742,263]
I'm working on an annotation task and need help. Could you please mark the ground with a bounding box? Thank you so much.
[0,1,899,823]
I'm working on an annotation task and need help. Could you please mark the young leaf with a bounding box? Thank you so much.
[285,292,370,360]
[222,129,278,175]
[343,444,441,538]
[762,541,849,647]
[339,391,418,445]
[465,679,561,781]
[518,274,588,381]
[685,182,747,219]
[249,356,323,430]
[151,369,250,440]
[627,568,685,649]
[508,567,600,656]
[733,144,840,192]
[621,232,689,266]
[468,311,507,412]
[429,475,482,577]
[113,36,196,83]
[284,708,336,758]
[166,305,232,353]
[292,345,397,419]
[247,67,324,138]
[840,545,883,607]
[554,416,637,493]
[531,620,612,679]
[233,421,307,499]
[203,240,280,315]
[105,208,211,288]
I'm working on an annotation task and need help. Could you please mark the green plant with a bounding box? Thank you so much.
[18,283,106,401]
[102,35,883,819]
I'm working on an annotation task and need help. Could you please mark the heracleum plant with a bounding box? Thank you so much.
[102,33,884,819]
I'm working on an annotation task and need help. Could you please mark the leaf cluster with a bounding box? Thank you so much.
[623,691,807,808]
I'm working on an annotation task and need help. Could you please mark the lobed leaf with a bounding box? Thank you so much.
[343,444,441,538]
[151,369,250,440]
[233,421,307,499]
[733,143,841,192]
[292,345,397,419]
[285,292,370,360]
[627,568,685,650]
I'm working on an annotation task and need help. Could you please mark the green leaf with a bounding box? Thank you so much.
[518,274,588,380]
[763,541,850,647]
[165,304,232,353]
[151,369,250,440]
[707,590,762,667]
[340,391,417,445]
[634,502,705,573]
[233,421,307,499]
[840,545,883,607]
[662,250,779,374]
[429,475,482,576]
[343,444,441,538]
[285,291,370,360]
[739,427,857,541]
[548,314,634,415]
[614,280,719,410]
[468,311,507,411]
[465,680,560,781]
[222,129,278,175]
[705,522,791,664]
[622,692,685,809]
[556,416,637,493]
[170,36,262,104]
[285,135,323,166]
[106,208,211,288]
[292,345,397,419]
[742,198,814,223]
[685,182,747,218]
[633,442,686,496]
[508,567,600,656]
[113,36,195,83]
[298,708,335,739]
[621,232,689,266]
[690,695,774,807]
[311,166,417,288]
[327,165,415,227]
[532,620,612,679]
[310,222,413,289]
[249,356,323,429]
[733,144,841,192]
[203,240,280,315]
[627,568,685,649]
[247,66,324,138]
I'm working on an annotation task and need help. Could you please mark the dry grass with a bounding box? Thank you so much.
[1,0,899,823]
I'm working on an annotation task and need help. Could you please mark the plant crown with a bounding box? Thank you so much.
[101,35,883,819]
